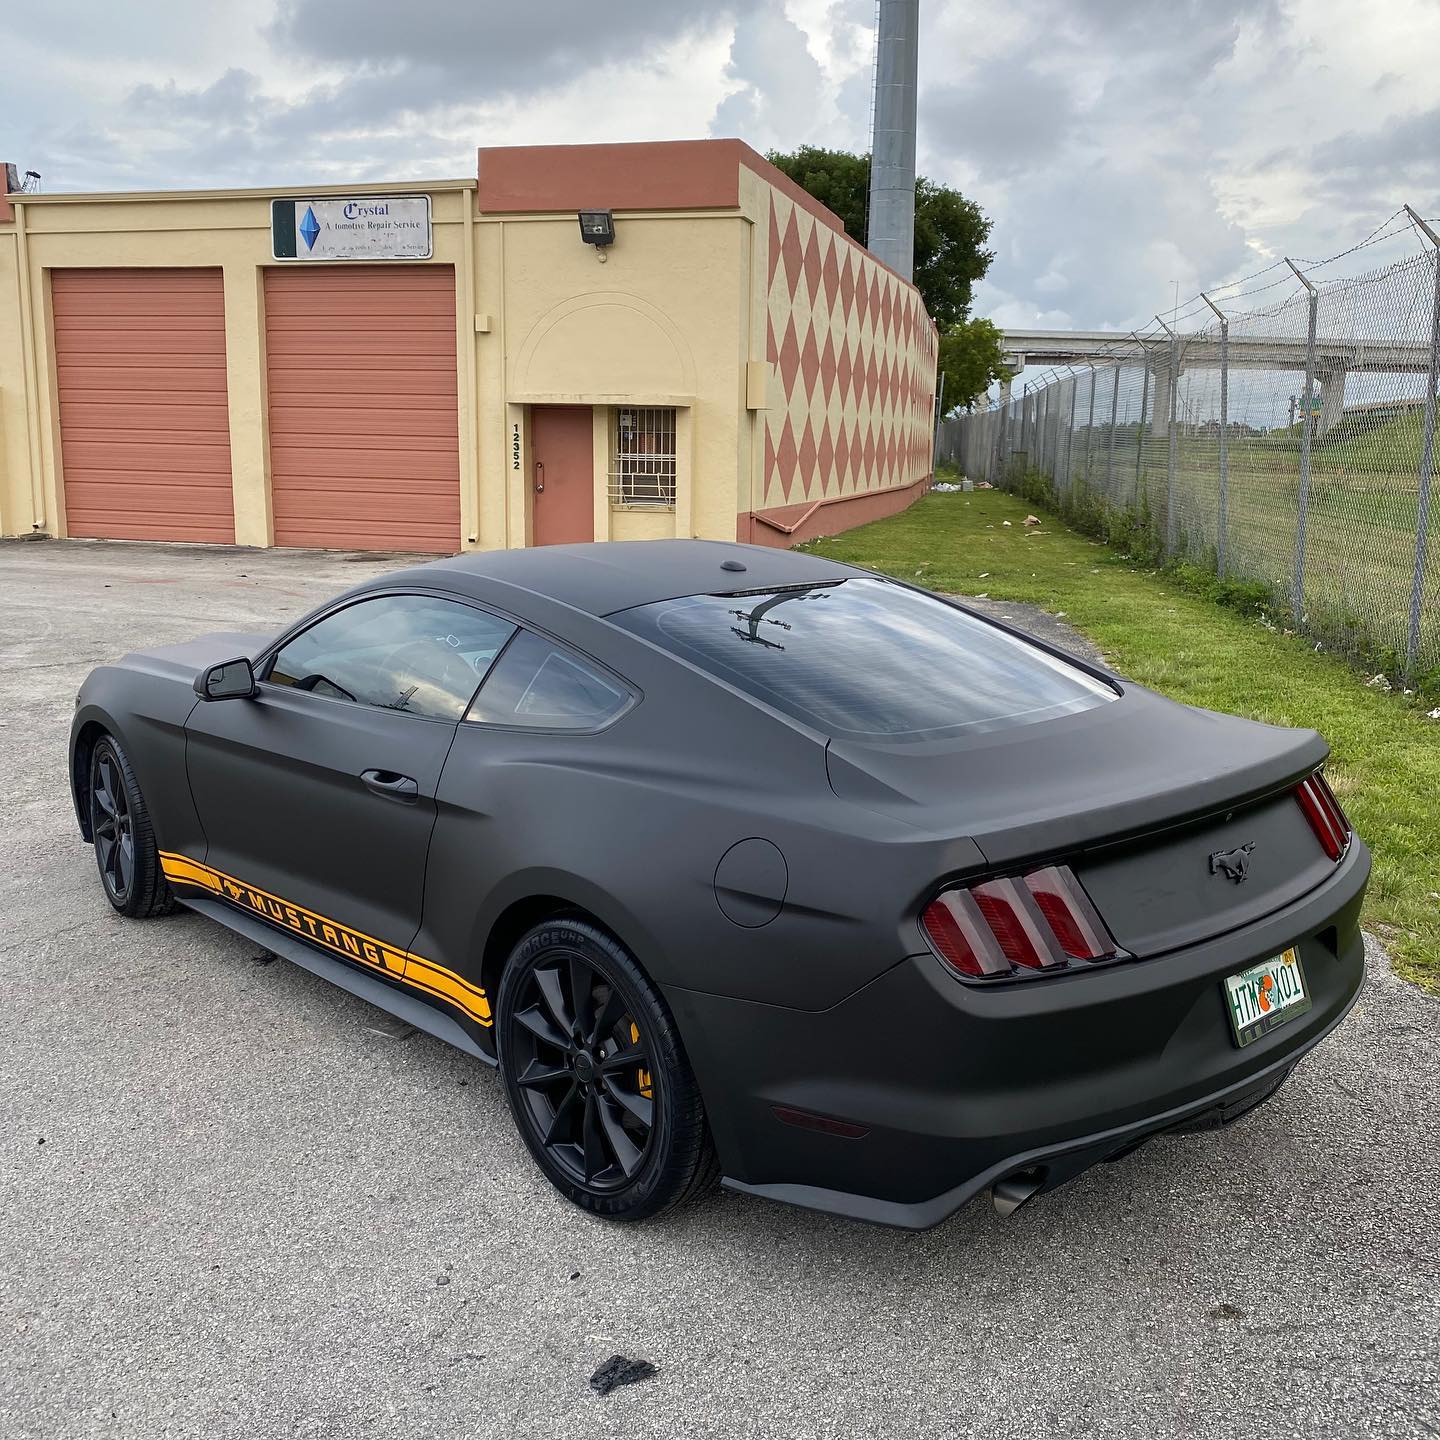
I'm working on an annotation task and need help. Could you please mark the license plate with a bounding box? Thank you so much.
[1223,947,1312,1048]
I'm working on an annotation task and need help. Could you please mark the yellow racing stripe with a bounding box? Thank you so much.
[159,851,492,1027]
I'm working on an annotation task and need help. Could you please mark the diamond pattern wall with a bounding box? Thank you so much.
[761,185,938,511]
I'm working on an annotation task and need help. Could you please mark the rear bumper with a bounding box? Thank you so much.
[669,839,1370,1230]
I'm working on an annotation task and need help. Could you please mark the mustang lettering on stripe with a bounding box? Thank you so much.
[158,852,492,1026]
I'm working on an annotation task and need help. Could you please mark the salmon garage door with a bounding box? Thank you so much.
[53,269,234,543]
[264,266,460,552]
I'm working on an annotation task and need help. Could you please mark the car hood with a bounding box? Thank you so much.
[120,631,271,685]
[825,684,1328,868]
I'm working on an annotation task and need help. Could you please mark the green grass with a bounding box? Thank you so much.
[1048,422,1437,679]
[803,485,1440,990]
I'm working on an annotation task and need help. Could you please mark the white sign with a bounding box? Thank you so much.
[272,196,432,261]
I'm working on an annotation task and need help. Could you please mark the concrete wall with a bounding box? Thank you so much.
[738,162,938,544]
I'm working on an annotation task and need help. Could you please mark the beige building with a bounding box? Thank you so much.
[0,141,937,554]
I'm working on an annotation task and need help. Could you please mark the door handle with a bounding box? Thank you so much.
[361,768,419,802]
[534,460,545,494]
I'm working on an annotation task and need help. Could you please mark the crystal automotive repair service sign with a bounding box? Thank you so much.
[271,196,433,261]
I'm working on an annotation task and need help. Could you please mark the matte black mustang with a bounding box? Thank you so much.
[69,541,1369,1227]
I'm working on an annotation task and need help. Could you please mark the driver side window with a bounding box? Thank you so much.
[267,594,516,722]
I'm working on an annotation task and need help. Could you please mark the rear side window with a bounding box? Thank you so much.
[466,630,631,731]
[613,576,1114,742]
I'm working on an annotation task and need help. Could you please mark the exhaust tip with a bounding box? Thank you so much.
[991,1168,1046,1217]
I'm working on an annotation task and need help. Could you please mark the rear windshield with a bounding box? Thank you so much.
[614,576,1115,742]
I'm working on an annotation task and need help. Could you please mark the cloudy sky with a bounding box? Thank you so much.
[5,0,1440,335]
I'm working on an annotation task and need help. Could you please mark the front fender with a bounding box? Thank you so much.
[68,666,203,856]
[70,700,127,838]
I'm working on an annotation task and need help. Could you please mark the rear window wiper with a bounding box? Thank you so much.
[379,685,419,712]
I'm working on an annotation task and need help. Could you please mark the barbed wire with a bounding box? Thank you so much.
[1205,257,1291,297]
[1001,209,1437,393]
[1137,206,1430,335]
[1292,207,1408,268]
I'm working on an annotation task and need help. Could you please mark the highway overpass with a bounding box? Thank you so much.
[997,328,1435,436]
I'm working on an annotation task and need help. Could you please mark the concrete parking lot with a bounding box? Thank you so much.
[2,539,1438,1440]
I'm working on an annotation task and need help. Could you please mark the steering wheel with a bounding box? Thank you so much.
[375,637,480,705]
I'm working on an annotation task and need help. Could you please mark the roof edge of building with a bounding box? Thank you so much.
[476,138,750,218]
[3,177,477,205]
[475,138,851,238]
[475,137,932,315]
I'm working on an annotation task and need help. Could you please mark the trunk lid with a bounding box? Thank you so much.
[1070,789,1337,956]
[827,687,1335,957]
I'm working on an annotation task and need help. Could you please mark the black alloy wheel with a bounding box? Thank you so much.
[88,735,174,919]
[498,919,717,1220]
[92,746,134,905]
[511,949,655,1190]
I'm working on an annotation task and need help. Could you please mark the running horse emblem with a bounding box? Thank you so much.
[1209,841,1256,884]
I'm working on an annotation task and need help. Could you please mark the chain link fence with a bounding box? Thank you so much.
[940,212,1440,686]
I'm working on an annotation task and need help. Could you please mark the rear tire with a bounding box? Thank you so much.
[89,734,175,919]
[497,918,718,1221]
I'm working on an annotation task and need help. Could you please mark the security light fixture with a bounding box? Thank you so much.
[578,210,615,248]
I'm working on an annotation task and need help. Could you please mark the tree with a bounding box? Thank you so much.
[766,146,994,329]
[937,317,1008,413]
[912,178,993,331]
[767,146,1002,413]
[766,146,871,249]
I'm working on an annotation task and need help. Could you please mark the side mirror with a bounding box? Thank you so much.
[194,657,258,701]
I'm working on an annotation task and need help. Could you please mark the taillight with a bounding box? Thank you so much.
[1295,771,1350,861]
[971,878,1064,969]
[920,890,1012,977]
[1023,865,1114,960]
[921,864,1122,981]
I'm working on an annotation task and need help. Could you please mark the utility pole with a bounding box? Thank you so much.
[866,0,919,280]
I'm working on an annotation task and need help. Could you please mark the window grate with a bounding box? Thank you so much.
[609,407,677,508]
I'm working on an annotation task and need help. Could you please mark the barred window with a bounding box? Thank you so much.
[609,407,677,508]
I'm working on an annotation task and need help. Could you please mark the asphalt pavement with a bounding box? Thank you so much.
[1,539,1437,1439]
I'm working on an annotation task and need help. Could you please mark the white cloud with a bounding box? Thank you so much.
[713,7,830,147]
[3,0,1439,358]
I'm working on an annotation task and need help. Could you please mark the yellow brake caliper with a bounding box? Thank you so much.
[629,1021,653,1099]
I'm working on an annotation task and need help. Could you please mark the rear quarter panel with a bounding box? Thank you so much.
[413,628,987,1013]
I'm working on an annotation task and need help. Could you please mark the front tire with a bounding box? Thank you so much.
[497,918,717,1221]
[89,734,174,918]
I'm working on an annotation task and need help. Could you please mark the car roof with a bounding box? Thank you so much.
[376,540,863,617]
